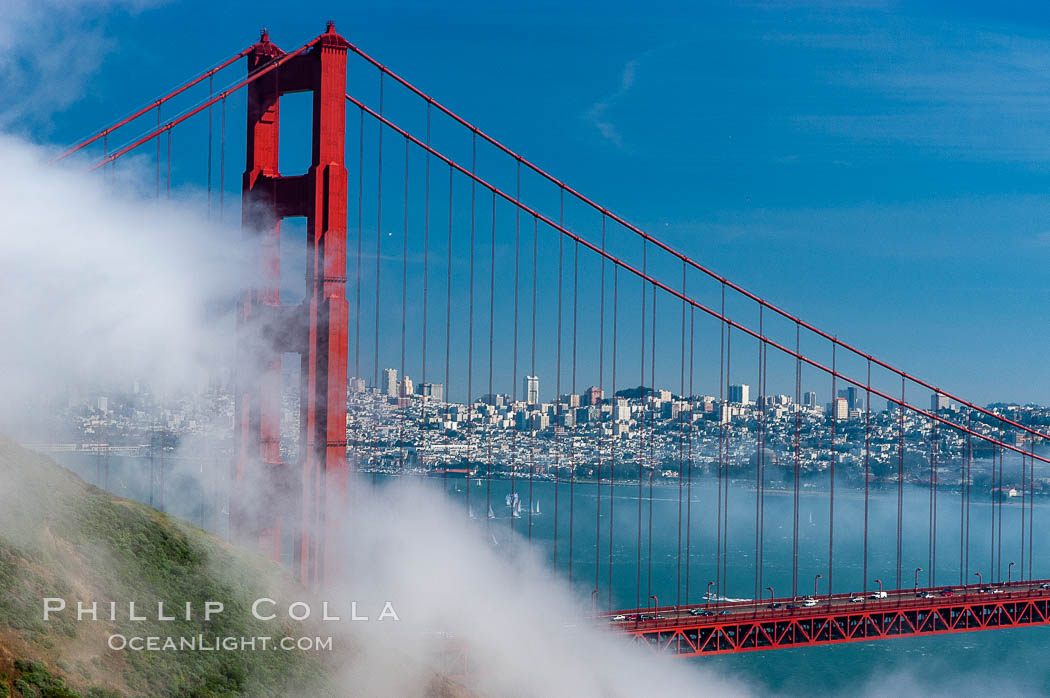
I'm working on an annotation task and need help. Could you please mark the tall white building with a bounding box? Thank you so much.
[383,368,398,397]
[931,393,951,411]
[831,396,848,421]
[728,384,750,404]
[523,375,539,405]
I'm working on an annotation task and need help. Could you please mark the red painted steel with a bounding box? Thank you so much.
[88,38,320,172]
[232,23,350,588]
[54,46,253,163]
[607,582,1050,656]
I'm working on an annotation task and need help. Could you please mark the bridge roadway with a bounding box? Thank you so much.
[605,580,1050,656]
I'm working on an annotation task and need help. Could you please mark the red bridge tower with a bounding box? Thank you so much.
[232,23,350,587]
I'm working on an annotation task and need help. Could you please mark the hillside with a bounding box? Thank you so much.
[0,437,469,697]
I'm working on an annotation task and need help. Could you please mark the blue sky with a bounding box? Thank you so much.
[11,0,1050,404]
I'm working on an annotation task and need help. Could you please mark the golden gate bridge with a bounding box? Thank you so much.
[54,22,1050,656]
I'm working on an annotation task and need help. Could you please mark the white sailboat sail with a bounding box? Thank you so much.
[488,505,495,519]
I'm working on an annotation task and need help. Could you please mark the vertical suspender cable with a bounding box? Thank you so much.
[465,132,476,517]
[595,214,606,600]
[166,129,172,198]
[997,440,1003,581]
[219,97,226,220]
[636,242,646,611]
[677,262,686,610]
[793,323,801,597]
[686,303,695,605]
[399,138,409,472]
[373,75,384,398]
[608,264,618,608]
[528,215,538,541]
[207,74,213,216]
[487,192,495,527]
[444,164,453,491]
[1029,439,1035,581]
[569,236,579,582]
[829,343,836,600]
[897,377,905,590]
[754,311,763,602]
[156,105,161,197]
[723,325,732,596]
[510,160,521,531]
[864,359,871,591]
[553,189,564,570]
[716,285,726,602]
[642,283,651,604]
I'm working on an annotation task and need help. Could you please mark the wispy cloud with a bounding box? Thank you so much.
[584,58,641,148]
[0,0,162,132]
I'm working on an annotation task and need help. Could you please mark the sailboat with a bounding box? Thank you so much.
[513,500,522,518]
[505,492,519,508]
[808,511,814,526]
[488,505,496,519]
[469,507,477,520]
[533,499,541,516]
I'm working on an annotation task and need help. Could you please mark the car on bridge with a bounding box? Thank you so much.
[869,590,888,599]
[939,587,954,597]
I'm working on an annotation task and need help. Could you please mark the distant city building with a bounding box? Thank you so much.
[419,382,444,402]
[839,386,862,411]
[658,389,672,402]
[931,393,951,411]
[399,376,414,398]
[803,391,818,408]
[584,386,604,405]
[562,393,581,408]
[729,384,750,404]
[481,393,508,407]
[523,375,539,405]
[383,368,398,398]
[614,398,631,422]
[349,377,367,393]
[830,397,849,421]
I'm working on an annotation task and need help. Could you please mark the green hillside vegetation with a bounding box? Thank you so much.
[0,436,329,697]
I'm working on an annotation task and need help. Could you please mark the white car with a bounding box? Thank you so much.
[802,597,817,607]
[849,595,864,603]
[870,591,888,599]
[610,614,626,622]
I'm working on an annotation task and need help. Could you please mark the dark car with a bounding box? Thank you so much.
[786,603,801,609]
[939,587,954,597]
[689,608,714,617]
[638,613,654,621]
[768,602,782,610]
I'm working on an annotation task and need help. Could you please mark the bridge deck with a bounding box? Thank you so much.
[606,581,1050,655]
